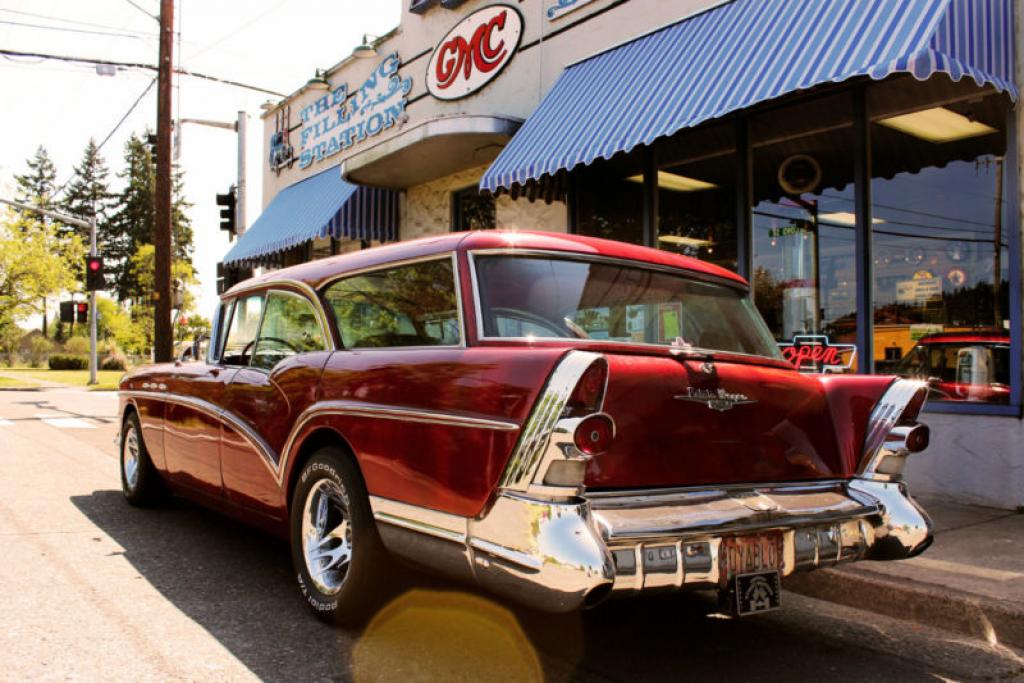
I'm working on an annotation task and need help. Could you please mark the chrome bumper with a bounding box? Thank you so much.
[371,478,931,613]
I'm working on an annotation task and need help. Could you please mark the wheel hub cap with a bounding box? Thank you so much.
[301,479,352,595]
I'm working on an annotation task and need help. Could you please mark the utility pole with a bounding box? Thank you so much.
[153,0,174,363]
[0,198,99,384]
[237,110,247,235]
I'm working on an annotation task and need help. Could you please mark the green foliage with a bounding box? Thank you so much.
[105,131,194,302]
[60,139,115,283]
[64,336,89,355]
[48,354,88,370]
[0,210,79,343]
[100,352,127,371]
[127,243,198,350]
[26,335,54,368]
[14,145,58,213]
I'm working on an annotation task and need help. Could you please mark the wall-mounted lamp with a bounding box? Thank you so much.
[259,100,277,112]
[353,34,380,59]
[306,69,330,91]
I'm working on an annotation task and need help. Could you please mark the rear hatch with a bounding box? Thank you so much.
[586,351,844,489]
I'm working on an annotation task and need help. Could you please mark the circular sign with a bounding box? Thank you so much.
[946,267,967,287]
[426,5,524,101]
[778,155,821,195]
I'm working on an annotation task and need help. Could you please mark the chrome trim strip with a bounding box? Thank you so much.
[497,350,603,491]
[859,379,928,478]
[121,390,282,482]
[370,496,467,543]
[278,400,519,489]
[586,479,851,504]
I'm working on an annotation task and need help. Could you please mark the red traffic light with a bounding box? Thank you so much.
[76,303,87,313]
[88,259,101,272]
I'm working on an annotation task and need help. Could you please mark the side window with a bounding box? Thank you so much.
[209,302,230,363]
[251,291,327,370]
[222,293,264,366]
[324,259,461,348]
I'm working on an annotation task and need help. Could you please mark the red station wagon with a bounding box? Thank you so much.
[118,231,933,622]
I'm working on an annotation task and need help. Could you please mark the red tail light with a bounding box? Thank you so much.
[574,414,615,455]
[564,358,607,418]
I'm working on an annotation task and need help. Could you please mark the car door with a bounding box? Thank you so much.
[221,287,332,518]
[162,300,238,498]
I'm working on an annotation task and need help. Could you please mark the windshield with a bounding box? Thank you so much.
[474,255,783,359]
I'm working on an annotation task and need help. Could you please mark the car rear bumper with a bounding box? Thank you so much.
[371,478,931,613]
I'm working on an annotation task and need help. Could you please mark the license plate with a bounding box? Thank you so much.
[735,570,781,615]
[719,533,783,584]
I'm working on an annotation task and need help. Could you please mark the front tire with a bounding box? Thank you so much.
[120,411,164,506]
[290,447,389,625]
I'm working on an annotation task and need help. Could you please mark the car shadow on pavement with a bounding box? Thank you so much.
[72,489,968,682]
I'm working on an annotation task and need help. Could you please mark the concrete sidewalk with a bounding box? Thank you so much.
[786,495,1024,649]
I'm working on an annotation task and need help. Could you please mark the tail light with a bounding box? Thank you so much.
[563,359,607,418]
[860,380,930,480]
[573,413,615,456]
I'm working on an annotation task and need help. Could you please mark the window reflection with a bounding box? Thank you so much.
[751,93,858,372]
[575,152,644,245]
[870,88,1010,403]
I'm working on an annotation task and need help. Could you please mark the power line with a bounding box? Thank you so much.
[0,19,149,40]
[123,0,159,23]
[0,8,156,34]
[54,78,159,199]
[0,48,286,97]
[185,0,293,62]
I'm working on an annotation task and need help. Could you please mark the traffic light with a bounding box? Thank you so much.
[216,186,237,236]
[59,301,74,324]
[85,256,105,291]
[76,302,88,324]
[146,133,158,167]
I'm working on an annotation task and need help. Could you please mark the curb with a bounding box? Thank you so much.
[785,567,1024,650]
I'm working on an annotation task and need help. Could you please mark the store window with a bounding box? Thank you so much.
[452,186,495,231]
[751,92,858,372]
[869,82,1011,404]
[656,123,738,271]
[574,151,645,245]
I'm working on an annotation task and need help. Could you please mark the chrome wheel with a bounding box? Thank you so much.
[123,424,140,491]
[301,478,353,595]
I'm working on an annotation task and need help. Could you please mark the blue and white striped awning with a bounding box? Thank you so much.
[480,0,1017,195]
[223,165,399,266]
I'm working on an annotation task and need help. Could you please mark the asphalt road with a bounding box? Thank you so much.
[1,385,1022,682]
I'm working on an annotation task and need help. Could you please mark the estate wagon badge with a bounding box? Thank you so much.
[675,387,756,412]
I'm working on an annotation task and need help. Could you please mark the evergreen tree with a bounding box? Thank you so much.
[13,145,58,212]
[106,130,194,302]
[60,139,114,245]
[106,133,155,302]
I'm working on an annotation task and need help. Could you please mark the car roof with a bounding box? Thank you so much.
[222,230,748,298]
[916,331,1009,344]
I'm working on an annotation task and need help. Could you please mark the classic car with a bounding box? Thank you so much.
[894,331,1010,403]
[118,230,933,623]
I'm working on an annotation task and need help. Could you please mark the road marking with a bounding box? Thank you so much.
[37,416,96,429]
[0,418,11,427]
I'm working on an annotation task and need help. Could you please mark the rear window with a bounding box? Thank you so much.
[474,255,782,359]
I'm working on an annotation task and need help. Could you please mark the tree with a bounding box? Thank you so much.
[14,145,58,212]
[106,131,194,302]
[127,243,198,352]
[61,139,114,246]
[0,210,79,346]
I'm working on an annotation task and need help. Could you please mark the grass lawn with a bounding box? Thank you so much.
[0,368,124,391]
[0,375,38,389]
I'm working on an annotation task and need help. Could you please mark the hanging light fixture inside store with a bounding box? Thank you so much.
[626,171,717,192]
[353,34,380,59]
[879,106,997,143]
[307,69,330,91]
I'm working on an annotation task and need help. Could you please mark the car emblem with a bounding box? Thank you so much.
[674,387,757,412]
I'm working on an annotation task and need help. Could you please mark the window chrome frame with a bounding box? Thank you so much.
[466,248,788,364]
[319,251,467,350]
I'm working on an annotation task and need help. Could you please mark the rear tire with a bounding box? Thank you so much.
[290,447,390,626]
[120,411,164,506]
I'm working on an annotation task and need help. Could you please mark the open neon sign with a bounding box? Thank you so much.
[779,335,856,373]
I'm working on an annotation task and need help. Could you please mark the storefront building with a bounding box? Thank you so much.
[224,0,1024,509]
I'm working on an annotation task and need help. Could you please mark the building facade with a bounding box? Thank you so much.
[225,0,1024,509]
